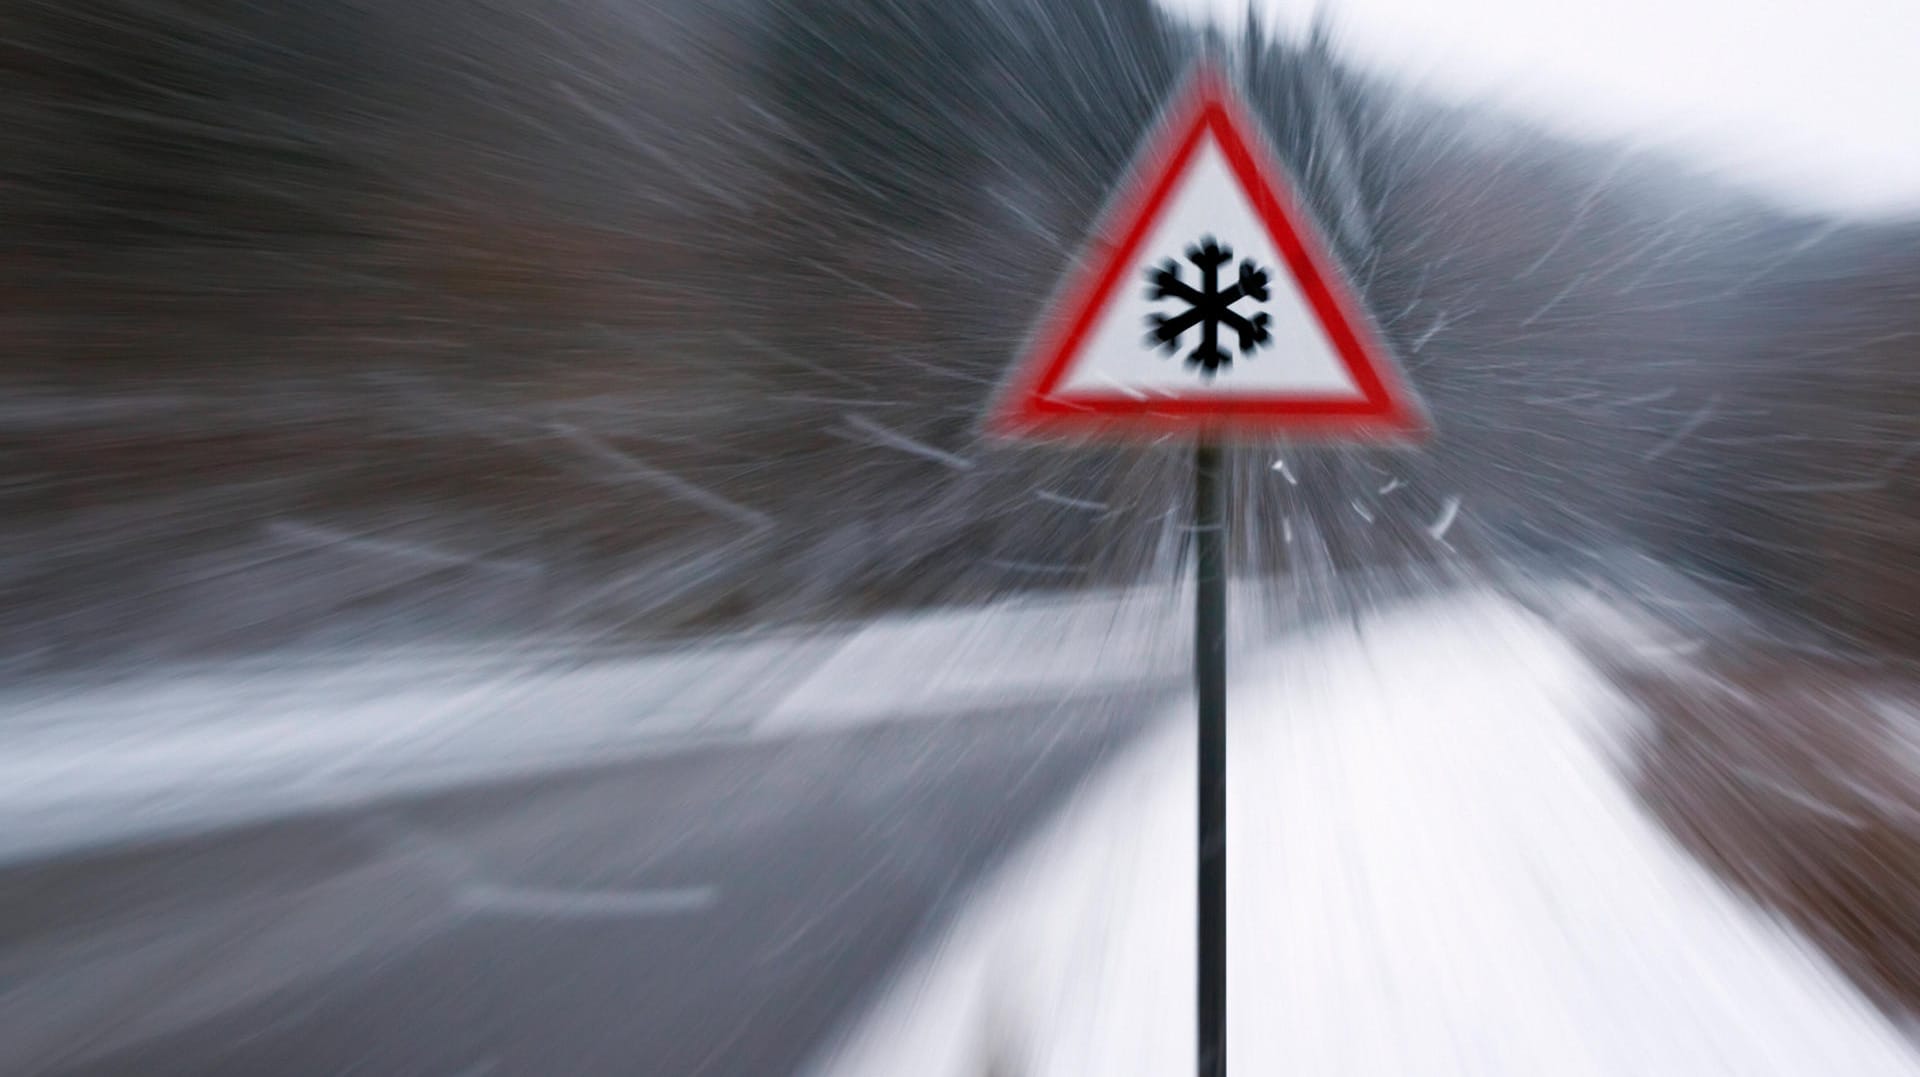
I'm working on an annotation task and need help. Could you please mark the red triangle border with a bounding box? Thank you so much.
[986,63,1428,443]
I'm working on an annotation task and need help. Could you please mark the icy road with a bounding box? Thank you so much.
[0,589,1197,1074]
[4,584,1915,1074]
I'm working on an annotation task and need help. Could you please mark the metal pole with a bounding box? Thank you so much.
[1195,441,1227,1077]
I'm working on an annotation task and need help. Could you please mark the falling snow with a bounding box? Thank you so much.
[3,0,1919,1071]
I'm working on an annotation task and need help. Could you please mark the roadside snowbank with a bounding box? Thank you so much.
[0,585,1198,862]
[813,588,1920,1076]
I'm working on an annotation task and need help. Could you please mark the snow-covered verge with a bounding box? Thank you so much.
[810,588,1920,1076]
[1538,572,1920,1026]
[0,585,1211,863]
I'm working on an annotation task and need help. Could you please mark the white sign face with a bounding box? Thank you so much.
[1056,136,1365,401]
[986,65,1426,442]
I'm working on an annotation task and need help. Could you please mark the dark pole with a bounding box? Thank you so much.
[1195,440,1227,1077]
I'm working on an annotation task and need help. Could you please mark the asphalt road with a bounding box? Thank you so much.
[0,692,1168,1076]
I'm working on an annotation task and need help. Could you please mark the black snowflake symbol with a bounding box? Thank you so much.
[1143,236,1273,376]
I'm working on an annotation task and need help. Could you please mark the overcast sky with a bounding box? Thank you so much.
[1157,0,1920,219]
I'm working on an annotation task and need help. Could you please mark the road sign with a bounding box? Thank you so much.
[986,63,1425,442]
[982,63,1430,1077]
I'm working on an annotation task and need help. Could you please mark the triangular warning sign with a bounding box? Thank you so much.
[986,64,1427,443]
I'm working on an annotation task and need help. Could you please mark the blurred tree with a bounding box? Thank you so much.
[4,1,385,251]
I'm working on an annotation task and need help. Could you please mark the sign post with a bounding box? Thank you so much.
[1193,440,1227,1076]
[984,63,1427,1076]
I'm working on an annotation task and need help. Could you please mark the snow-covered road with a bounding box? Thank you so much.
[813,588,1920,1076]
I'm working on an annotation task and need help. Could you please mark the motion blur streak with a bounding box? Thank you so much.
[0,0,1916,1074]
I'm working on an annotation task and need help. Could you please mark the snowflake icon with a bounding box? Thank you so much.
[1143,236,1273,377]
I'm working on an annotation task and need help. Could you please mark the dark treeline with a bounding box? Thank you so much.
[1,0,1914,666]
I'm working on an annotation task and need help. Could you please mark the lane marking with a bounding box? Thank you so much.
[456,883,718,920]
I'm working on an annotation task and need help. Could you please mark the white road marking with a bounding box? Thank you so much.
[456,884,718,920]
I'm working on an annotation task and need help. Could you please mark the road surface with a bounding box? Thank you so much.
[0,578,1446,1075]
[0,692,1167,1075]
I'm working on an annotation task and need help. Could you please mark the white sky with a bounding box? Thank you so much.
[1157,0,1920,218]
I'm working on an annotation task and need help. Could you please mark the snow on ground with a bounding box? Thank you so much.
[811,588,1920,1076]
[765,587,1194,732]
[0,634,836,861]
[0,586,1211,863]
